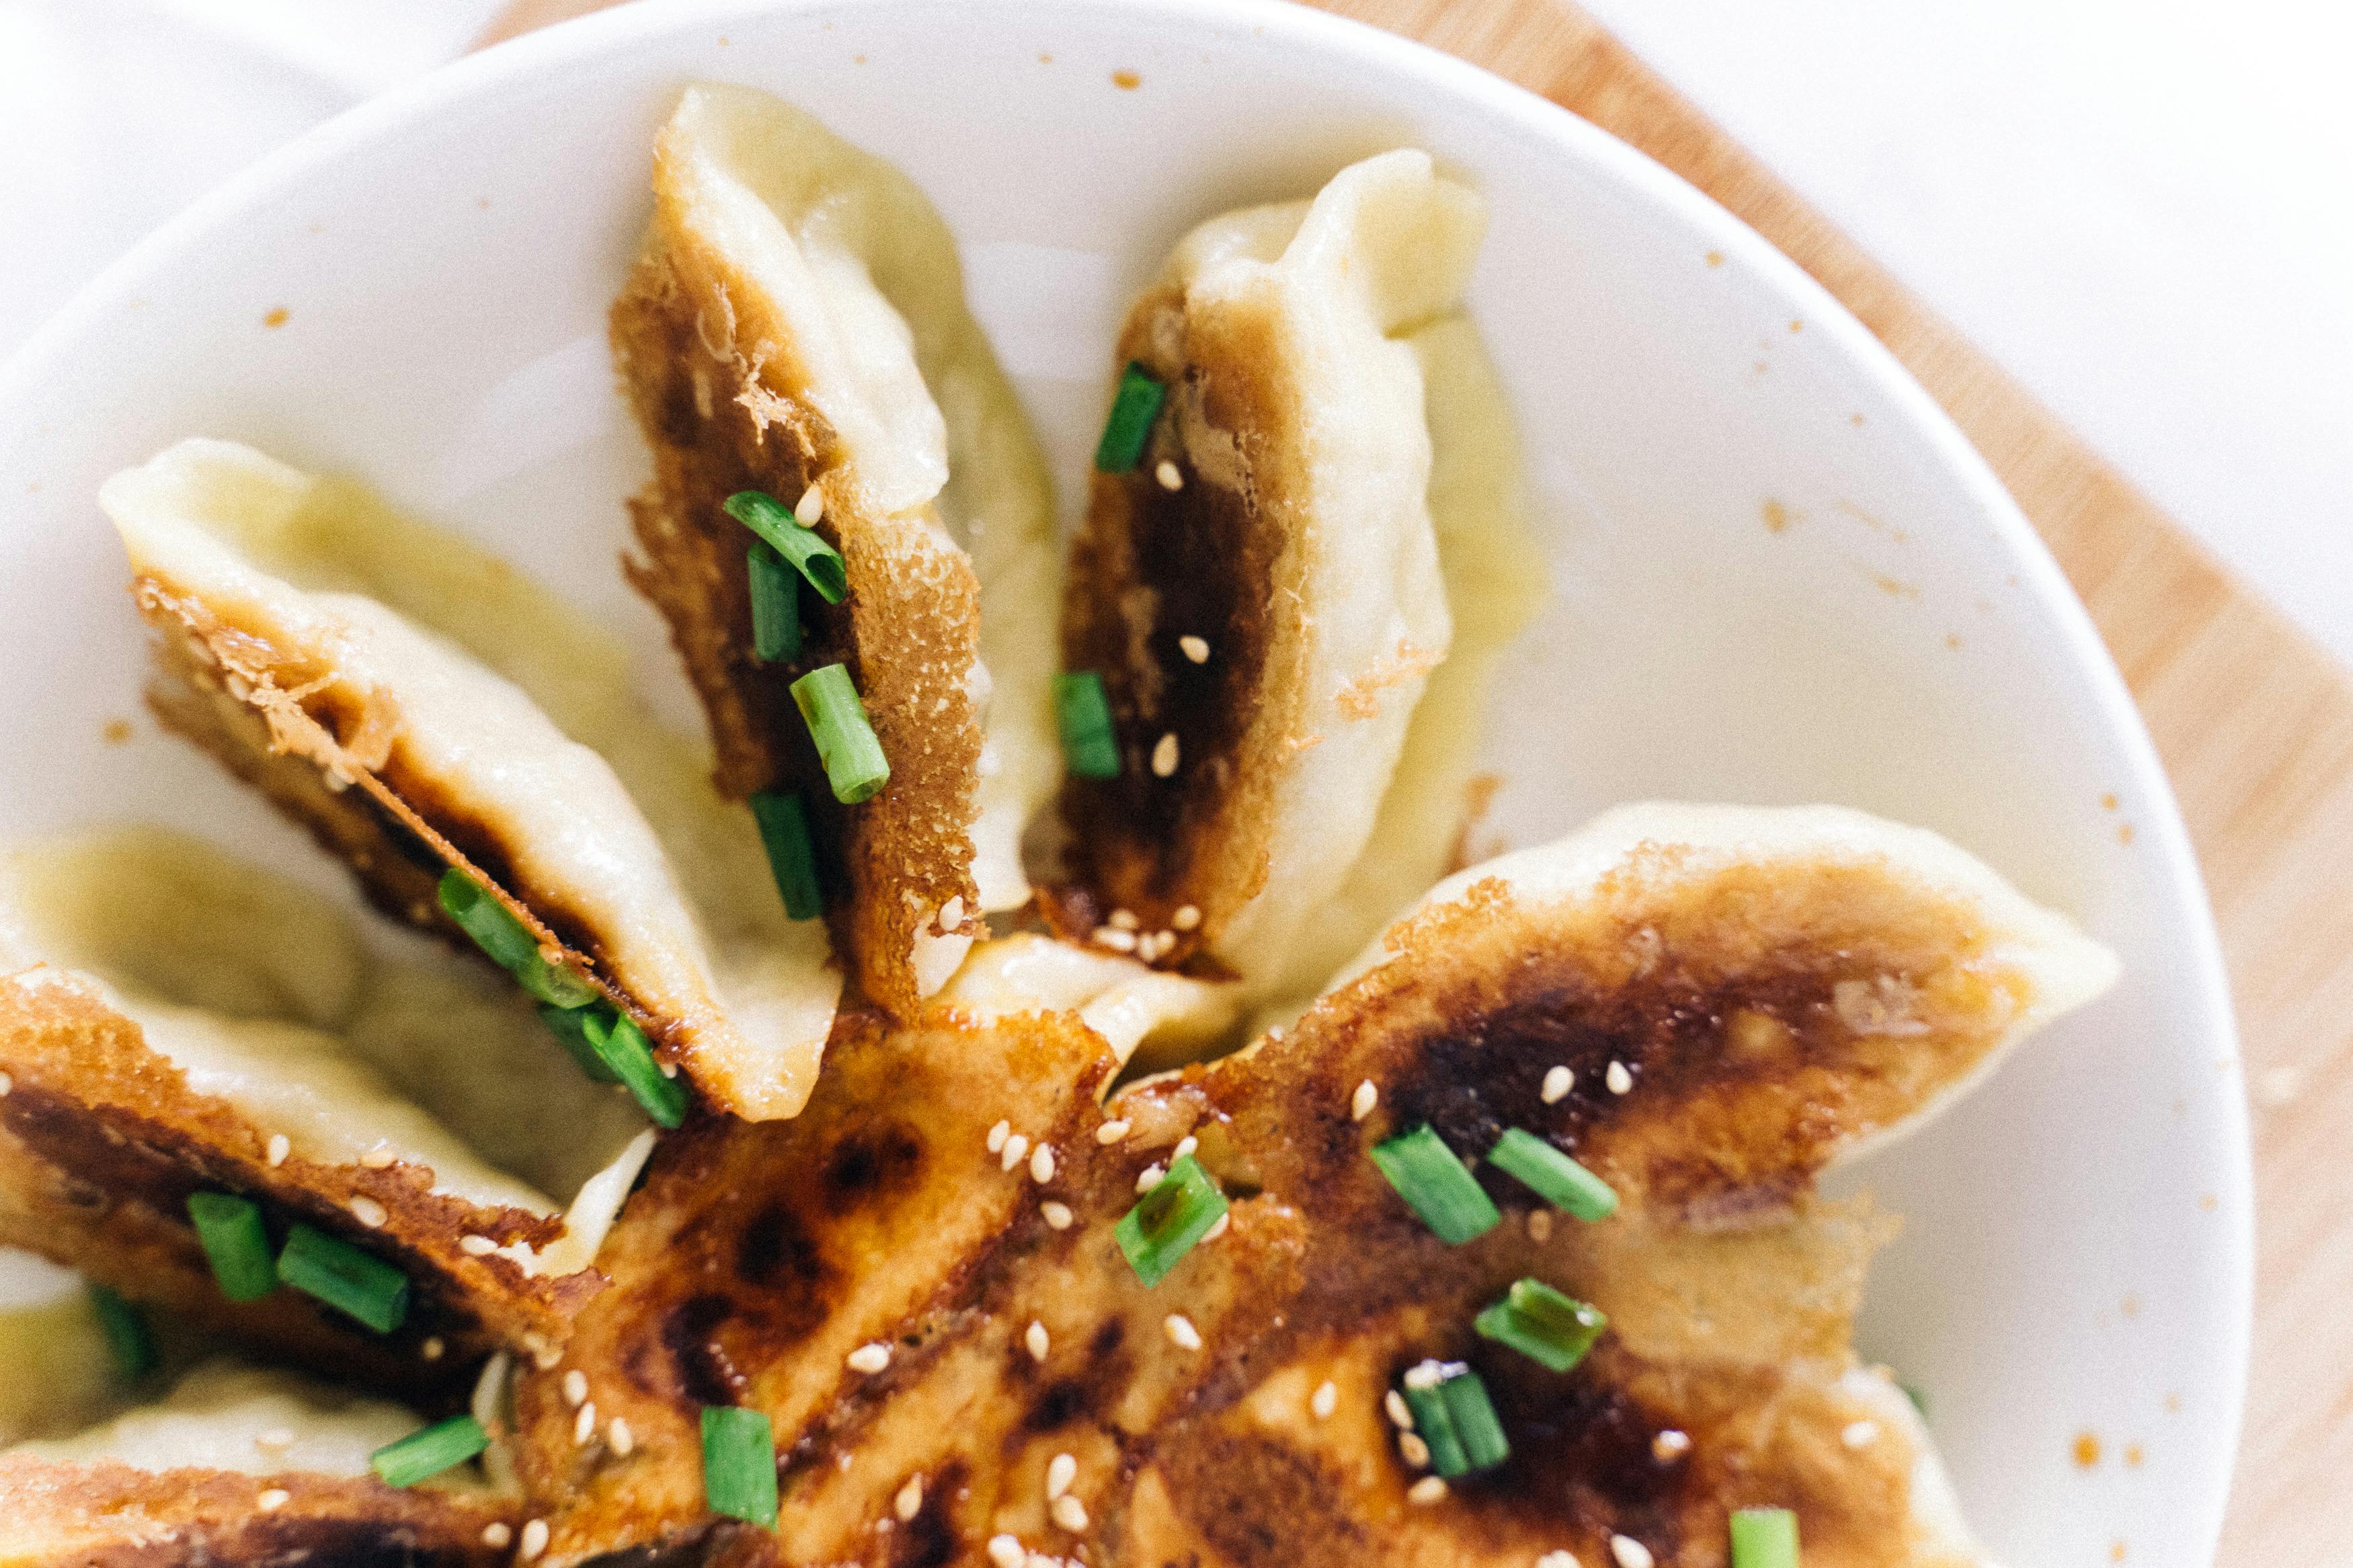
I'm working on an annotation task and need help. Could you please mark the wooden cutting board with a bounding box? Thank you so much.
[485,0,2348,1555]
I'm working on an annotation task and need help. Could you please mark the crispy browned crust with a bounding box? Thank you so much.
[0,970,597,1368]
[0,1456,515,1568]
[1051,281,1300,967]
[610,231,984,1022]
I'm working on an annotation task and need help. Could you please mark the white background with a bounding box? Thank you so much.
[3,0,2349,667]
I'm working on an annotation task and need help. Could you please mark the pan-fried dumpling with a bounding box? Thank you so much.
[1056,149,1542,1007]
[613,83,1062,1019]
[104,439,840,1121]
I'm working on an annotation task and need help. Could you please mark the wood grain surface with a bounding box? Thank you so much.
[482,1,2347,1555]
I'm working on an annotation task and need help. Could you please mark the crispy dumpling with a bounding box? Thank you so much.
[1056,149,1541,1007]
[105,440,840,1121]
[614,84,1062,1018]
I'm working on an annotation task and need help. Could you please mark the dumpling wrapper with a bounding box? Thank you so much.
[614,83,1061,1018]
[105,439,840,1122]
[1057,149,1535,1008]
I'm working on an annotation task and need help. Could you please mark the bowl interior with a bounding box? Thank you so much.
[0,0,2248,1557]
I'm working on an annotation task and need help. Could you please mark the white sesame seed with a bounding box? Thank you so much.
[1842,1419,1880,1449]
[520,1520,549,1562]
[1527,1209,1554,1243]
[1310,1380,1338,1419]
[1041,1201,1074,1230]
[988,1120,1010,1154]
[1000,1133,1030,1172]
[1025,1552,1058,1568]
[1096,1120,1131,1145]
[1172,1135,1197,1161]
[360,1145,395,1169]
[1650,1429,1690,1461]
[1154,460,1184,492]
[1178,636,1209,665]
[266,1133,290,1167]
[1109,909,1140,932]
[895,1474,924,1522]
[1351,1080,1378,1121]
[1135,1163,1165,1194]
[1049,1494,1088,1533]
[1164,1314,1201,1351]
[795,483,825,525]
[1092,926,1138,953]
[255,1428,294,1452]
[1403,1360,1444,1392]
[1609,1536,1653,1568]
[1386,1390,1414,1429]
[482,1524,512,1549]
[574,1401,597,1445]
[350,1196,387,1228]
[609,1417,634,1456]
[1027,1320,1051,1362]
[988,1534,1027,1568]
[257,1488,289,1512]
[421,1337,445,1362]
[1171,903,1202,931]
[532,1343,563,1371]
[460,1234,497,1256]
[1047,1452,1077,1499]
[848,1342,892,1374]
[1536,1553,1581,1568]
[562,1370,588,1407]
[657,1058,678,1078]
[1407,1476,1448,1505]
[0,1072,11,1097]
[1399,1432,1431,1468]
[1151,733,1180,776]
[1606,1060,1633,1096]
[1201,1210,1230,1241]
[1542,1065,1573,1104]
[1031,1144,1056,1184]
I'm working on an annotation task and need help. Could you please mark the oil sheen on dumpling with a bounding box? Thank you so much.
[104,439,840,1122]
[614,84,1060,1018]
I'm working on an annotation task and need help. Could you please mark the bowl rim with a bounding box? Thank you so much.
[0,0,2252,1544]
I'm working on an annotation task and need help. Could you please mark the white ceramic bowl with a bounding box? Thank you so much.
[0,0,2249,1558]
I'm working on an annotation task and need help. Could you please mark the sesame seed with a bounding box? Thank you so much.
[1092,925,1138,953]
[988,1534,1027,1568]
[563,1370,588,1407]
[1406,1476,1448,1505]
[1542,1065,1572,1104]
[1046,1452,1076,1499]
[1536,1553,1581,1568]
[1399,1432,1431,1468]
[483,1524,513,1549]
[574,1401,597,1445]
[520,1520,549,1562]
[1172,1135,1197,1160]
[988,1120,1010,1154]
[1179,636,1209,665]
[1164,1314,1201,1350]
[1151,733,1180,776]
[460,1234,497,1256]
[350,1196,387,1228]
[1310,1380,1338,1419]
[1001,1133,1030,1172]
[1842,1419,1880,1449]
[1609,1536,1653,1568]
[1402,1360,1444,1392]
[1527,1209,1554,1243]
[421,1337,445,1361]
[1351,1080,1378,1121]
[1154,460,1183,491]
[1031,1144,1056,1183]
[1041,1201,1074,1230]
[266,1133,290,1167]
[1650,1429,1689,1461]
[1386,1390,1414,1429]
[1605,1060,1633,1096]
[1027,1320,1051,1362]
[848,1342,892,1374]
[0,1072,11,1097]
[1171,903,1201,931]
[609,1417,634,1456]
[896,1475,924,1522]
[255,1428,294,1452]
[1201,1210,1230,1241]
[795,483,825,525]
[532,1343,563,1371]
[1135,1163,1166,1194]
[1109,909,1140,932]
[1096,1120,1131,1145]
[1052,1494,1089,1532]
[257,1488,288,1512]
[360,1145,395,1169]
[657,1058,678,1078]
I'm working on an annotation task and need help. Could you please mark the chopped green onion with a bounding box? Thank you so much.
[538,1003,620,1083]
[1474,1278,1608,1374]
[278,1223,407,1333]
[746,542,801,663]
[1093,362,1166,472]
[186,1192,277,1302]
[1439,1366,1511,1471]
[1730,1507,1800,1568]
[701,1405,779,1529]
[750,790,824,920]
[580,1009,689,1128]
[1370,1125,1499,1245]
[1486,1128,1618,1221]
[436,868,597,1008]
[370,1414,489,1488]
[790,663,890,804]
[723,491,847,604]
[1053,671,1121,780]
[1114,1153,1230,1288]
[88,1284,156,1378]
[1398,1372,1468,1477]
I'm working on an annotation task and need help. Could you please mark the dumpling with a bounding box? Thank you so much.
[612,83,1062,1018]
[105,439,840,1121]
[1054,149,1543,1009]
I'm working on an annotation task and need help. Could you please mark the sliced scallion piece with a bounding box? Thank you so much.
[370,1413,489,1487]
[186,1191,277,1302]
[746,541,801,663]
[538,1003,621,1083]
[1370,1125,1499,1245]
[1114,1153,1229,1288]
[1474,1277,1607,1374]
[1053,671,1121,780]
[1398,1371,1468,1477]
[278,1223,407,1333]
[1438,1366,1511,1471]
[1486,1128,1618,1221]
[88,1284,156,1378]
[724,490,847,604]
[701,1405,779,1529]
[582,1009,689,1129]
[750,789,824,921]
[791,663,889,804]
[1094,362,1166,472]
[436,868,596,1008]
[1730,1507,1800,1568]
